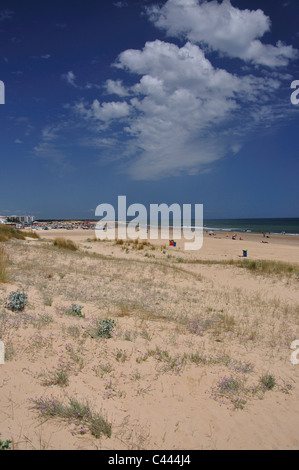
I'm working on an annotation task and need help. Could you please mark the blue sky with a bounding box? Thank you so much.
[0,0,298,219]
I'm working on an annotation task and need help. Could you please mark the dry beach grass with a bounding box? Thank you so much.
[0,226,299,449]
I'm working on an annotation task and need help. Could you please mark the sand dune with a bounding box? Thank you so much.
[0,228,298,450]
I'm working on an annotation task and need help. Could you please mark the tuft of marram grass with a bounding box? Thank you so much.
[40,368,69,387]
[0,225,40,242]
[0,224,25,242]
[184,257,299,276]
[0,245,9,283]
[53,237,78,251]
[23,230,40,239]
[31,396,112,438]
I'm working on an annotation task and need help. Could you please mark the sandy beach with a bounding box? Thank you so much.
[0,227,299,450]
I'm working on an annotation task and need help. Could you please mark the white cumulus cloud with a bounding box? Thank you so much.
[61,1,296,180]
[146,0,297,67]
[104,79,130,97]
[74,99,131,123]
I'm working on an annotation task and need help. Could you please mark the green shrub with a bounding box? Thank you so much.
[5,289,28,312]
[0,435,12,450]
[85,318,116,339]
[98,319,116,338]
[260,374,276,390]
[67,304,85,318]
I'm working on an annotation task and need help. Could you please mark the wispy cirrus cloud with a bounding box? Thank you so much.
[62,70,101,90]
[32,122,74,174]
[55,22,67,28]
[62,71,78,88]
[113,1,128,8]
[30,54,51,60]
[0,10,14,22]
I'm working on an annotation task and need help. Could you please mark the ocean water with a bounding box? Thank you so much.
[202,218,299,235]
[100,215,299,236]
[132,217,299,236]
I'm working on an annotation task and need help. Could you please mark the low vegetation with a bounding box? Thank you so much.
[184,257,299,276]
[0,233,298,449]
[31,396,112,439]
[0,245,9,283]
[64,304,85,318]
[5,289,28,312]
[0,225,39,242]
[115,238,156,251]
[53,237,78,251]
[0,435,12,450]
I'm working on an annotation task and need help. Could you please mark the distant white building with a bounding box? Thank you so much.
[22,215,35,224]
[10,215,35,224]
[0,216,7,224]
